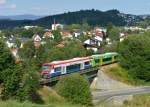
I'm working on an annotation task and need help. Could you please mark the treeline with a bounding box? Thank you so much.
[0,9,140,29]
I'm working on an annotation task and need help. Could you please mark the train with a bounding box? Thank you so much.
[41,52,118,79]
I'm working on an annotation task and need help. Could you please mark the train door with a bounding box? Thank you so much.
[80,62,84,70]
[61,66,66,74]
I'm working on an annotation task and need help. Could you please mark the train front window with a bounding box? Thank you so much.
[42,66,52,71]
[85,61,90,65]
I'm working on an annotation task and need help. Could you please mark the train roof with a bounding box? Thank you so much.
[92,52,118,58]
[43,57,91,66]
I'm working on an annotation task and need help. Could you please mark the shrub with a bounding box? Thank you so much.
[118,34,150,81]
[55,73,93,106]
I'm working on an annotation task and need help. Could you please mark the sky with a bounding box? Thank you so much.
[0,0,150,16]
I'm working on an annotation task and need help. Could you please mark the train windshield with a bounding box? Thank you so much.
[42,65,53,71]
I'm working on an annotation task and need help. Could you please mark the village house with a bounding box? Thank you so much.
[119,32,128,42]
[24,26,38,30]
[32,34,42,48]
[6,35,17,48]
[43,31,54,39]
[84,38,101,52]
[124,26,146,32]
[60,31,73,39]
[52,23,64,30]
[93,27,107,41]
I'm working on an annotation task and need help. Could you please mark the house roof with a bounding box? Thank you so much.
[44,31,53,37]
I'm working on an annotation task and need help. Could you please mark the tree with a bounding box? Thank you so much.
[104,41,119,53]
[52,30,62,42]
[2,65,23,100]
[18,40,35,62]
[0,40,15,82]
[16,64,41,103]
[106,22,113,37]
[46,40,87,62]
[2,63,41,103]
[108,26,120,41]
[64,40,87,58]
[118,34,150,81]
[0,39,41,103]
[77,34,89,42]
[82,22,91,31]
[15,39,21,48]
[55,74,93,106]
[19,40,48,69]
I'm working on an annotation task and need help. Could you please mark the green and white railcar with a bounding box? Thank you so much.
[91,52,118,66]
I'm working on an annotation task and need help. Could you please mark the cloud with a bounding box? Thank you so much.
[0,4,17,9]
[0,0,6,5]
[9,4,16,9]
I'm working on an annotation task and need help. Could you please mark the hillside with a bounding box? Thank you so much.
[34,9,127,27]
[0,15,43,20]
[0,19,32,29]
[0,9,144,29]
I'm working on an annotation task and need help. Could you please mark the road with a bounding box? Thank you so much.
[92,86,150,100]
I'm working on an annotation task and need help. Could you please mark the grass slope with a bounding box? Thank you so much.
[0,86,84,107]
[0,100,84,107]
[96,95,150,107]
[122,95,150,107]
[102,64,149,86]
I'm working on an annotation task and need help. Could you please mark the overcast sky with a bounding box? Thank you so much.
[0,0,150,16]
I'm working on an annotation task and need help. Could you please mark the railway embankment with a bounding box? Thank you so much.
[90,65,133,90]
[91,64,134,106]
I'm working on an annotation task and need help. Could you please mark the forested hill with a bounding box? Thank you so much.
[34,9,127,27]
[0,9,143,29]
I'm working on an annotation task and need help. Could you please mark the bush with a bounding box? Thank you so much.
[55,73,93,106]
[118,34,150,81]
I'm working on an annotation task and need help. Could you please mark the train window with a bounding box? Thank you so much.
[114,56,118,60]
[95,59,100,63]
[85,61,90,65]
[42,66,52,70]
[54,67,61,72]
[103,57,112,62]
[66,64,81,70]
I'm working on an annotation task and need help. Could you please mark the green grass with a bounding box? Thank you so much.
[0,100,84,107]
[0,86,85,107]
[104,64,149,86]
[38,86,65,104]
[96,95,150,107]
[122,95,150,107]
